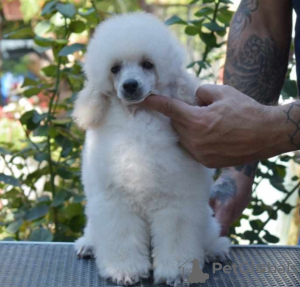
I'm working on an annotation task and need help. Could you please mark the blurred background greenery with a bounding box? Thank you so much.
[0,0,299,244]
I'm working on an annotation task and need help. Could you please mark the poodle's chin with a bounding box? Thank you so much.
[119,91,152,106]
[121,97,146,105]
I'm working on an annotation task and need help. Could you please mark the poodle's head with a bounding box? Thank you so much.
[73,12,187,129]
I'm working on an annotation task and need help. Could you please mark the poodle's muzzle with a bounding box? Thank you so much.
[113,61,156,104]
[122,79,144,102]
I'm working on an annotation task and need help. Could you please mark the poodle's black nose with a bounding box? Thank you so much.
[123,79,138,94]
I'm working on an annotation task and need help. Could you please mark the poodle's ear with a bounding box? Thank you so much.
[169,71,200,106]
[72,81,109,129]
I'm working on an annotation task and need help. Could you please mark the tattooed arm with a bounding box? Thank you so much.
[210,0,294,236]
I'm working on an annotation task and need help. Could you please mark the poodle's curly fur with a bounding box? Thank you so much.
[73,12,229,287]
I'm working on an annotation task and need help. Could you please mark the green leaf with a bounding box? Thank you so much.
[25,205,49,221]
[165,15,186,26]
[34,152,48,163]
[79,8,98,25]
[69,21,86,33]
[217,10,234,24]
[220,0,233,3]
[203,21,225,32]
[280,203,294,214]
[57,167,73,179]
[41,0,57,16]
[34,21,51,36]
[69,215,85,232]
[34,36,54,47]
[20,110,45,130]
[52,189,71,207]
[242,230,259,242]
[263,230,279,243]
[0,174,20,187]
[37,195,51,203]
[52,118,72,125]
[72,195,86,203]
[185,26,199,36]
[22,77,38,88]
[23,87,42,97]
[34,125,49,137]
[269,178,287,193]
[42,65,57,77]
[252,205,265,216]
[0,189,19,199]
[0,147,11,155]
[58,43,85,56]
[190,0,201,4]
[195,7,214,17]
[64,203,83,219]
[32,112,47,124]
[7,219,23,234]
[55,135,72,157]
[187,60,211,70]
[280,155,292,162]
[29,227,53,242]
[275,164,286,177]
[249,219,263,230]
[200,32,217,47]
[282,79,298,99]
[268,209,278,220]
[56,3,76,18]
[4,27,34,39]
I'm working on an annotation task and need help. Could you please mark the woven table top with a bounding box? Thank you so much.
[0,242,299,287]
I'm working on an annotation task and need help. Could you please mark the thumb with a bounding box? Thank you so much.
[196,84,223,106]
[140,95,195,122]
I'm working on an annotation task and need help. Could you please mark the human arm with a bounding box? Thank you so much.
[209,0,293,235]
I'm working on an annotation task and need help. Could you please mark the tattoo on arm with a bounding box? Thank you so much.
[230,0,259,35]
[234,161,258,177]
[284,102,300,149]
[225,0,290,104]
[225,34,289,104]
[210,176,237,203]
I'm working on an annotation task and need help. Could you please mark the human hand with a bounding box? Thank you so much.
[140,84,280,168]
[209,168,254,236]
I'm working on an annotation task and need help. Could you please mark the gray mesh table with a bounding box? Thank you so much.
[0,242,299,286]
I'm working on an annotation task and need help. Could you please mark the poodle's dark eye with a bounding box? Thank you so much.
[111,65,121,74]
[142,61,154,70]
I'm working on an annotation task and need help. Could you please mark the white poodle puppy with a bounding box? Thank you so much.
[73,12,230,287]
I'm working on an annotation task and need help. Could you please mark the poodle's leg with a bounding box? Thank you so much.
[204,213,231,263]
[75,220,94,259]
[151,204,205,287]
[89,194,151,286]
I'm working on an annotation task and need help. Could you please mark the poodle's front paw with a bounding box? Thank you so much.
[166,275,183,287]
[75,236,94,259]
[108,272,148,286]
[99,256,151,286]
[77,245,94,259]
[154,263,186,287]
[205,236,231,264]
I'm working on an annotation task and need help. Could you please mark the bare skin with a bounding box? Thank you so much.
[142,87,299,167]
[212,0,293,236]
[141,0,295,236]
